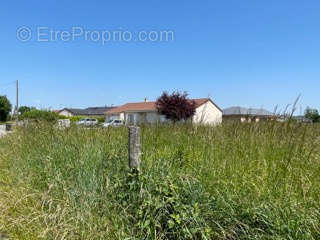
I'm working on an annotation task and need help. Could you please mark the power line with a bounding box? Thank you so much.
[0,81,16,88]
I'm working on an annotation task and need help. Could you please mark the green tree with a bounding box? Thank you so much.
[18,106,36,115]
[0,95,12,122]
[305,107,319,123]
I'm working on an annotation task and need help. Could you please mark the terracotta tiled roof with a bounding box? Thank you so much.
[106,101,157,114]
[105,98,221,114]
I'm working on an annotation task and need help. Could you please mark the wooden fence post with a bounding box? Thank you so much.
[128,126,141,171]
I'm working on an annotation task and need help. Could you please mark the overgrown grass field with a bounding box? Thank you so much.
[0,122,319,239]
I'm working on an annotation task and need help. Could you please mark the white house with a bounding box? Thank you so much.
[105,98,222,125]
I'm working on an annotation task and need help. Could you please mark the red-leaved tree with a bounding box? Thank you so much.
[155,91,196,123]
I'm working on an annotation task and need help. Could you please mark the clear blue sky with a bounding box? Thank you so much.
[0,1,319,114]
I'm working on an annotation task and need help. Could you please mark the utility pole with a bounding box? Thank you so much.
[16,80,19,118]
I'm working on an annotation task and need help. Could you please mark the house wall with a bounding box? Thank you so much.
[59,110,74,117]
[121,112,163,125]
[124,113,135,125]
[105,113,123,121]
[193,101,222,125]
[124,112,146,125]
[146,112,160,123]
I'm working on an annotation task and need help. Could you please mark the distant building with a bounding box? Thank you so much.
[58,106,116,117]
[293,116,313,123]
[105,98,222,125]
[277,115,313,123]
[223,106,276,122]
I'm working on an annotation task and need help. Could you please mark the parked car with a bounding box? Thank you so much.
[76,118,98,126]
[102,119,124,127]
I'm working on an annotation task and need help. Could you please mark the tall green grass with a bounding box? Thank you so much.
[0,121,319,239]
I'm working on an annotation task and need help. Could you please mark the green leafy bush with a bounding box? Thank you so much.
[18,106,36,115]
[68,116,104,123]
[0,95,12,122]
[111,172,213,239]
[69,115,85,122]
[96,116,105,123]
[19,109,60,122]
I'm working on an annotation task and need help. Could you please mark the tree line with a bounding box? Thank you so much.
[0,92,197,123]
[0,96,60,122]
[304,107,320,123]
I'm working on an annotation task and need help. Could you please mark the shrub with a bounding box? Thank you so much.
[18,106,36,115]
[68,116,104,123]
[96,117,105,123]
[19,109,59,122]
[69,115,85,122]
[111,172,213,239]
